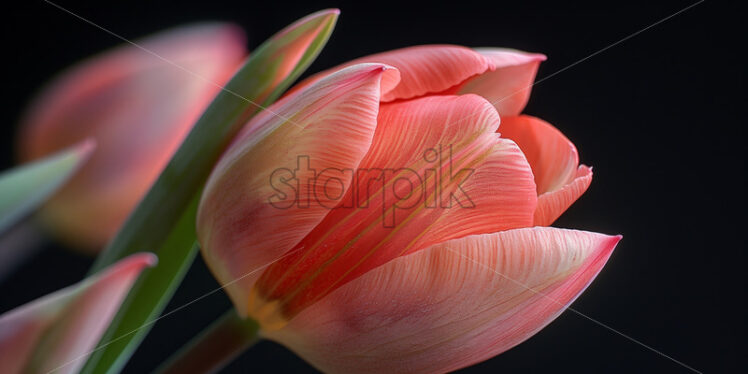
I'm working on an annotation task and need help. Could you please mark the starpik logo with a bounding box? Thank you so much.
[268,145,476,227]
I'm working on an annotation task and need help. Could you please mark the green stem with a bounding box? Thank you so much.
[157,309,260,374]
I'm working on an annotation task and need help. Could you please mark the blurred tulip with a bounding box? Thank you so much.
[197,46,620,373]
[17,23,247,251]
[0,253,156,374]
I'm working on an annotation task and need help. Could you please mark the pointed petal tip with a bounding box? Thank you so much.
[73,138,97,159]
[584,231,621,270]
[351,62,393,71]
[602,232,622,248]
[355,62,398,75]
[324,63,400,94]
[307,8,340,23]
[135,252,159,267]
[379,63,396,71]
[529,52,548,62]
[272,9,339,44]
[91,252,157,292]
[116,252,159,272]
[507,51,546,64]
[458,49,545,116]
[94,253,157,282]
[586,232,620,279]
[302,8,340,23]
[473,47,548,67]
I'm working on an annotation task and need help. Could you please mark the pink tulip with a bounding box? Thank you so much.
[197,46,620,373]
[16,23,246,251]
[0,253,156,373]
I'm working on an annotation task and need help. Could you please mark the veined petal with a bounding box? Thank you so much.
[424,137,536,243]
[197,63,393,317]
[457,48,546,116]
[499,115,579,194]
[288,45,494,102]
[17,23,246,250]
[266,228,619,374]
[0,253,155,374]
[497,115,592,225]
[250,95,536,329]
[535,165,593,226]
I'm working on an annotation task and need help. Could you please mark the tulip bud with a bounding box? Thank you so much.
[0,253,156,374]
[17,23,246,251]
[198,45,619,373]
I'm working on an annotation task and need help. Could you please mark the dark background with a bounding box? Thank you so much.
[1,0,744,373]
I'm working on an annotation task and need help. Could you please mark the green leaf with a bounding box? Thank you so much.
[81,9,339,374]
[0,140,93,233]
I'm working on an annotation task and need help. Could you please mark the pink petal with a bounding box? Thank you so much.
[16,23,247,250]
[266,228,619,374]
[535,165,593,226]
[498,115,579,195]
[250,94,536,329]
[457,48,546,116]
[0,253,156,374]
[197,63,393,318]
[497,115,593,225]
[288,45,494,102]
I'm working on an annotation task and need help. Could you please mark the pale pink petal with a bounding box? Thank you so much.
[498,115,579,194]
[17,23,247,250]
[288,45,494,102]
[0,253,156,374]
[457,48,546,116]
[535,165,593,226]
[266,228,619,374]
[498,115,592,225]
[250,95,536,329]
[197,63,394,317]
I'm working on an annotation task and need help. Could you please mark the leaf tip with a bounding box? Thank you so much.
[293,8,340,31]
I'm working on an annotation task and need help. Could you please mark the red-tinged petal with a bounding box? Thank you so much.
[250,95,536,329]
[535,165,593,226]
[458,48,546,116]
[265,228,619,374]
[16,23,247,250]
[0,253,156,374]
[288,45,494,102]
[499,115,579,194]
[197,63,393,318]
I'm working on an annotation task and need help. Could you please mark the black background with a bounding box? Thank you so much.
[0,0,744,373]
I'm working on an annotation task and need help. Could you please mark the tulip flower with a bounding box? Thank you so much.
[0,253,156,374]
[16,23,246,251]
[196,46,620,373]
